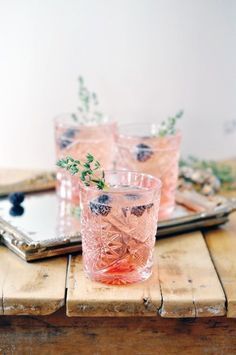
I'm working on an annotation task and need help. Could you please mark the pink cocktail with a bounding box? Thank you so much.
[117,123,181,220]
[54,115,117,202]
[80,171,161,285]
[56,197,81,239]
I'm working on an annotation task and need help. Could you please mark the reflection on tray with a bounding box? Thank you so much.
[158,190,236,237]
[0,192,82,261]
[0,192,81,243]
[0,190,235,261]
[57,198,81,241]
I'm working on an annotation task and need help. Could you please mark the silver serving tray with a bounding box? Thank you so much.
[0,190,235,261]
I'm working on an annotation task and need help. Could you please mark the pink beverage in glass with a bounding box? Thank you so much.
[80,171,161,285]
[56,197,81,239]
[54,115,117,203]
[116,123,181,220]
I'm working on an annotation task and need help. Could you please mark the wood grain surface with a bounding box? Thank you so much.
[156,232,226,318]
[0,245,67,315]
[0,168,55,195]
[0,161,235,319]
[67,248,162,317]
[0,247,9,315]
[0,169,41,186]
[67,231,226,318]
[1,309,236,354]
[205,212,236,317]
[0,164,235,354]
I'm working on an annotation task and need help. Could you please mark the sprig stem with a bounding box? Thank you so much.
[72,76,105,125]
[56,153,109,190]
[158,110,184,136]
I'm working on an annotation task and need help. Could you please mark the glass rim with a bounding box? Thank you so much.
[54,113,115,127]
[118,122,181,139]
[117,123,181,152]
[80,169,162,194]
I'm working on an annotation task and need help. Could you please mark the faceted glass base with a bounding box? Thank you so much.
[85,265,152,285]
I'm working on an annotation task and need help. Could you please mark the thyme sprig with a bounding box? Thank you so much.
[159,110,184,137]
[57,153,108,190]
[72,76,105,124]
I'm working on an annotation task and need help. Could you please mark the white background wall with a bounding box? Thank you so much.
[0,0,235,169]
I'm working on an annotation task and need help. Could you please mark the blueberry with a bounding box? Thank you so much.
[131,203,154,217]
[9,205,24,217]
[146,203,154,210]
[135,143,153,162]
[97,194,111,204]
[131,205,146,217]
[125,193,140,201]
[90,202,111,216]
[58,128,77,150]
[64,128,77,139]
[8,192,25,206]
[90,194,112,216]
[59,138,71,150]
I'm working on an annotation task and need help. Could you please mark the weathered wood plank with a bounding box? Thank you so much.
[67,248,162,317]
[156,232,226,318]
[0,245,10,315]
[0,245,67,315]
[1,309,236,354]
[0,168,55,195]
[67,231,226,318]
[205,212,236,318]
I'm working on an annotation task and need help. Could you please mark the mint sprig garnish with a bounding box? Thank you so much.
[72,76,105,125]
[158,110,184,137]
[56,153,108,190]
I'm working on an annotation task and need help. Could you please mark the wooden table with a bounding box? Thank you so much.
[0,190,236,354]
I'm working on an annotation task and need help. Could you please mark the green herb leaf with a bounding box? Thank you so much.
[57,153,108,190]
[158,110,184,137]
[71,76,105,124]
[86,153,94,163]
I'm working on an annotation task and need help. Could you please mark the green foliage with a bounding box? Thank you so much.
[159,110,184,136]
[72,76,105,124]
[180,156,236,185]
[56,153,107,190]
